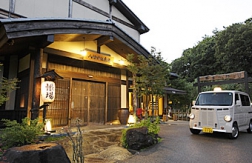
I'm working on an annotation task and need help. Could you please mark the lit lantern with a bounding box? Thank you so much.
[127,114,136,126]
[41,81,55,103]
[44,119,52,132]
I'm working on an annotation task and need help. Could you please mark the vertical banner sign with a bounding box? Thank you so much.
[41,81,55,102]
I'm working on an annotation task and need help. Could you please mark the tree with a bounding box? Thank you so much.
[169,78,197,111]
[126,54,139,117]
[126,47,170,119]
[0,64,18,106]
[171,48,193,81]
[215,21,252,75]
[170,17,252,106]
[171,35,216,82]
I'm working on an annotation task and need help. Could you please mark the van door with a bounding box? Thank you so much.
[240,94,251,126]
[234,93,245,126]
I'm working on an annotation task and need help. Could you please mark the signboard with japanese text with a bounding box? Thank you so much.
[41,81,55,103]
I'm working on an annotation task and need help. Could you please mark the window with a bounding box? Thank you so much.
[240,94,250,106]
[235,94,239,104]
[196,92,233,106]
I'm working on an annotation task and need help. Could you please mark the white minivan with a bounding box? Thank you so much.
[189,89,252,139]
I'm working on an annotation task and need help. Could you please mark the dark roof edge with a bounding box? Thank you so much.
[0,18,151,57]
[110,0,149,34]
[164,87,187,94]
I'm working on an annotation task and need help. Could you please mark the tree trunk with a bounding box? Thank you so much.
[132,74,137,116]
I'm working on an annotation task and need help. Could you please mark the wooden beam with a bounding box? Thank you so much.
[97,35,114,47]
[193,78,252,87]
[0,25,8,47]
[199,71,245,82]
[38,35,54,48]
[55,70,121,84]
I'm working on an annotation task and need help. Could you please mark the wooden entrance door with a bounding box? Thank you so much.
[71,80,105,125]
[107,83,120,122]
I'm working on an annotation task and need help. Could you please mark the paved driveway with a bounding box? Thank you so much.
[120,120,252,163]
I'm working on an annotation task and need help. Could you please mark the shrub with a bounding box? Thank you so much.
[121,117,160,148]
[0,117,44,150]
[62,118,84,163]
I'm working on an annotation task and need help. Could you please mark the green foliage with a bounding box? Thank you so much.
[0,117,43,150]
[215,22,252,75]
[169,78,197,110]
[172,17,252,82]
[126,48,170,114]
[121,129,128,148]
[171,17,252,101]
[0,77,18,106]
[171,35,216,82]
[121,117,160,148]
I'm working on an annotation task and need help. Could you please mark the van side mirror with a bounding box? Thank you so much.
[192,100,196,106]
[236,100,241,106]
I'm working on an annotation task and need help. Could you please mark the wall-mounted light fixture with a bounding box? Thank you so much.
[119,59,124,65]
[88,75,93,78]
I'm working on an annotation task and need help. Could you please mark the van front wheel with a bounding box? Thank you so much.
[228,123,239,139]
[247,120,252,133]
[190,128,201,134]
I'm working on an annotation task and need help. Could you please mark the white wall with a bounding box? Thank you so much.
[72,2,108,20]
[0,0,141,43]
[0,0,9,11]
[15,0,69,18]
[111,6,140,42]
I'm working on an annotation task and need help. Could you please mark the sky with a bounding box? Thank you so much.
[123,0,252,63]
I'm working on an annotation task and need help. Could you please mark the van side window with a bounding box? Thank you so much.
[235,94,239,104]
[240,94,250,106]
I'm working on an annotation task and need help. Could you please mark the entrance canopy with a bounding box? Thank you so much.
[0,18,150,60]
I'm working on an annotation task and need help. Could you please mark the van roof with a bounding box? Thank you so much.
[200,90,248,94]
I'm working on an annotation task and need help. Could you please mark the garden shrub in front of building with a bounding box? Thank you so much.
[121,117,161,149]
[0,117,44,150]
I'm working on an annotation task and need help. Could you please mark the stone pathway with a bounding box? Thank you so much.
[55,125,133,163]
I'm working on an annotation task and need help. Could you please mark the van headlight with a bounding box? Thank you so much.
[224,115,232,122]
[189,113,195,119]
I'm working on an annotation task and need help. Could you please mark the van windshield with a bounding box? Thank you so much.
[195,92,233,106]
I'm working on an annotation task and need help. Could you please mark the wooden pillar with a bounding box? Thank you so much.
[68,78,72,127]
[197,77,201,94]
[105,82,108,124]
[245,71,249,94]
[126,70,129,109]
[29,48,43,120]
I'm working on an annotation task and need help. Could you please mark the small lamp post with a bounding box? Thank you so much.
[40,70,63,133]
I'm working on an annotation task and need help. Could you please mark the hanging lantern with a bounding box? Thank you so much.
[41,81,55,103]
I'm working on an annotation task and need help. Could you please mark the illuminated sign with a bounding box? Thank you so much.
[84,51,113,65]
[41,81,55,103]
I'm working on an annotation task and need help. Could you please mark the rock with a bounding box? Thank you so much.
[126,127,158,150]
[99,146,132,161]
[84,146,132,163]
[3,143,70,163]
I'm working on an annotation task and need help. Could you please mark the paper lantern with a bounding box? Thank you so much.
[41,81,55,102]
